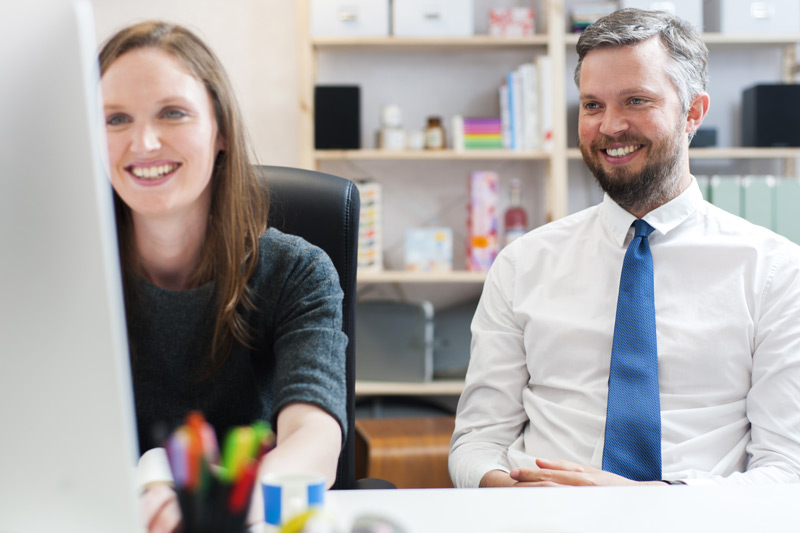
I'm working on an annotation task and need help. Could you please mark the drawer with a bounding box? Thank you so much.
[310,0,389,37]
[392,0,474,37]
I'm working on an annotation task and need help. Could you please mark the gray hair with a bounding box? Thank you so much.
[574,8,708,114]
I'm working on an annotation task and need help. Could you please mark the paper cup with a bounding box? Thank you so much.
[261,472,325,529]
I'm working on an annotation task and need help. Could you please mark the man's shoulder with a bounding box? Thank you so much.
[519,204,601,242]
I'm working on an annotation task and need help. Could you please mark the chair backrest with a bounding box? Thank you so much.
[259,165,359,490]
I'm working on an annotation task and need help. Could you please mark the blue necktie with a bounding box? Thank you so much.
[602,219,661,481]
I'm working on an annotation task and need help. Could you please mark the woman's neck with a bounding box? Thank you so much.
[132,208,209,291]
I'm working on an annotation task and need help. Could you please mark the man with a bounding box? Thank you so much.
[449,8,800,488]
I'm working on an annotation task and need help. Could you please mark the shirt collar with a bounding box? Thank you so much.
[599,176,705,247]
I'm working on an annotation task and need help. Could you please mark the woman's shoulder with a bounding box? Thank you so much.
[252,228,339,286]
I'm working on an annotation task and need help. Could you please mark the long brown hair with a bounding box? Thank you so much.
[99,21,268,376]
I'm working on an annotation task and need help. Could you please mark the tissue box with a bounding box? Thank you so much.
[488,8,535,37]
[310,0,389,37]
[467,171,499,272]
[393,0,474,37]
[705,0,800,34]
[405,227,453,272]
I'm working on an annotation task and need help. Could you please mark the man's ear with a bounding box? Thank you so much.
[686,92,710,134]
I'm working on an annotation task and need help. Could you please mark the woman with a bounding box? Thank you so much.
[99,21,346,531]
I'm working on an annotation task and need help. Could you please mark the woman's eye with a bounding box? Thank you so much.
[106,114,130,126]
[162,108,187,119]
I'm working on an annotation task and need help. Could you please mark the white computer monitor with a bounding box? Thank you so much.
[0,1,141,531]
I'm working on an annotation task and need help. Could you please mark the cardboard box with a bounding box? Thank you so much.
[467,171,499,272]
[393,0,474,37]
[405,227,453,272]
[488,7,535,37]
[620,1,703,31]
[704,0,800,34]
[310,0,389,37]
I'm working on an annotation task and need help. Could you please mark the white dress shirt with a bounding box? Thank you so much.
[450,178,800,488]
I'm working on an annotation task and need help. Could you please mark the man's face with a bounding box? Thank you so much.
[577,37,691,215]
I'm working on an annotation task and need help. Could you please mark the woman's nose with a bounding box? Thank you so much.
[130,122,161,154]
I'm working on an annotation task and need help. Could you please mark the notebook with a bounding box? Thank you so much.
[0,1,141,531]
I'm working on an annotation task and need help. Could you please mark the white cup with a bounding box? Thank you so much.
[262,472,326,530]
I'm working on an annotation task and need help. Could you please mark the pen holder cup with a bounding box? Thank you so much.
[177,477,252,533]
[262,472,326,532]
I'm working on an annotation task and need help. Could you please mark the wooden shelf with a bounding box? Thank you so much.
[312,35,548,49]
[358,270,486,284]
[565,32,800,46]
[356,379,465,396]
[315,149,549,161]
[566,147,800,160]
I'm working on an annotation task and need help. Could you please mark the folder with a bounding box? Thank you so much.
[709,175,742,217]
[741,175,775,231]
[775,178,800,244]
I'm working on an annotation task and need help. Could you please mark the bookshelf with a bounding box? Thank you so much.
[297,1,800,396]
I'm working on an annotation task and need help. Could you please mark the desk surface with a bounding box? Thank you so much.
[327,484,799,532]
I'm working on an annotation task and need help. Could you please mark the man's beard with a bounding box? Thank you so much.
[579,125,685,215]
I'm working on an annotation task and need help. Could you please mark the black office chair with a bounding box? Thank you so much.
[260,165,358,489]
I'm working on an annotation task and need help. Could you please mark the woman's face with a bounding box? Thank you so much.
[101,47,223,222]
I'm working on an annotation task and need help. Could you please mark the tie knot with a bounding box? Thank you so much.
[633,219,655,239]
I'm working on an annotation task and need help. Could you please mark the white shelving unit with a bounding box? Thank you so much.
[297,1,800,396]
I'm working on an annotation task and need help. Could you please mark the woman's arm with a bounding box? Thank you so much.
[261,402,343,487]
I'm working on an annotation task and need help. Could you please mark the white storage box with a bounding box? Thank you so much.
[620,1,703,31]
[704,0,800,34]
[393,0,474,37]
[310,0,389,37]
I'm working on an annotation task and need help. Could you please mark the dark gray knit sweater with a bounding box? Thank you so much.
[128,228,347,453]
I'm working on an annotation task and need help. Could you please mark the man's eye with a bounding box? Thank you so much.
[162,108,186,119]
[630,98,645,105]
[584,102,599,111]
[106,114,130,126]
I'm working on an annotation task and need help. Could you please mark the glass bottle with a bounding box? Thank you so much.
[424,116,446,149]
[504,178,528,246]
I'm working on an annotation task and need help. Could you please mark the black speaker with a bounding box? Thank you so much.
[314,85,361,149]
[742,84,800,147]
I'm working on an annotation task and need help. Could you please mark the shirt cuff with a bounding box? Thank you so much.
[136,447,174,493]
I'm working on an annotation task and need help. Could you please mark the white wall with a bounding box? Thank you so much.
[91,0,301,167]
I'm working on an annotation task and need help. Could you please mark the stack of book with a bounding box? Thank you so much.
[499,56,553,152]
[453,117,503,150]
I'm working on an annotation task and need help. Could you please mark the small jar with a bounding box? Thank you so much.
[424,116,446,150]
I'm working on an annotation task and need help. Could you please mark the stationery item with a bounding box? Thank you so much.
[603,220,662,482]
[488,7,535,37]
[357,181,384,272]
[164,412,275,533]
[405,227,453,272]
[262,472,326,532]
[467,171,500,272]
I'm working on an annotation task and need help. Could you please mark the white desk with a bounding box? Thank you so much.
[327,484,799,532]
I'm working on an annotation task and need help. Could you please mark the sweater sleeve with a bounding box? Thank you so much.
[269,242,348,445]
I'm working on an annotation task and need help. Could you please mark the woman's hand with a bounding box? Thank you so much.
[140,483,181,533]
